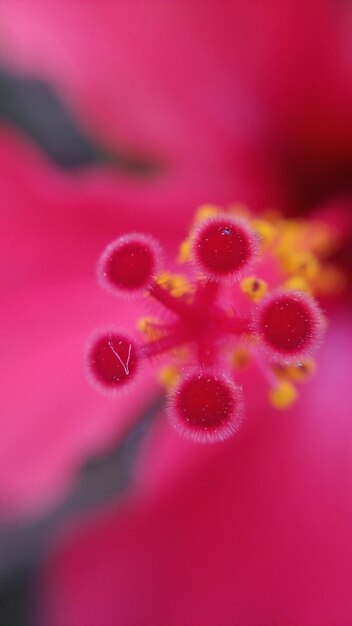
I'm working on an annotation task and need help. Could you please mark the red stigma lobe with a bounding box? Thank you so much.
[257,291,323,362]
[169,371,243,443]
[192,216,258,282]
[88,332,139,392]
[99,233,160,295]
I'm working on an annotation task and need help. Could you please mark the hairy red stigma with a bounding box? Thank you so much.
[257,291,322,362]
[88,331,139,392]
[192,215,257,282]
[168,370,243,443]
[99,233,160,295]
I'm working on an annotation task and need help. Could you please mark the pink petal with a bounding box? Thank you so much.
[40,307,352,626]
[0,118,278,518]
[1,127,173,518]
[1,0,351,205]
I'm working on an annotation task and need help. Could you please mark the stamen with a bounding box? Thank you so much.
[140,330,188,359]
[177,239,191,263]
[281,251,320,281]
[87,204,332,442]
[191,215,259,283]
[148,281,198,320]
[158,365,179,389]
[284,276,311,294]
[282,359,316,382]
[168,370,243,443]
[155,272,194,298]
[194,204,221,222]
[313,264,348,296]
[231,347,250,369]
[251,218,276,249]
[241,276,268,302]
[269,380,298,409]
[137,317,171,342]
[98,233,161,296]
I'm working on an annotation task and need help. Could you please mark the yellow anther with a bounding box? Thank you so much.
[275,220,302,258]
[306,222,338,256]
[285,359,316,383]
[263,208,282,221]
[240,276,268,302]
[137,317,165,341]
[313,264,348,296]
[284,276,311,294]
[156,272,193,297]
[172,346,190,359]
[276,218,301,239]
[228,202,250,218]
[194,204,221,222]
[178,238,191,263]
[231,347,250,369]
[158,365,179,390]
[269,380,298,409]
[281,251,320,281]
[251,219,276,248]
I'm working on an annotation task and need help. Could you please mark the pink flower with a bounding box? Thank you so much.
[1,113,278,519]
[1,0,351,211]
[0,2,351,623]
[36,192,350,624]
[0,126,153,517]
[86,205,330,443]
[40,303,352,626]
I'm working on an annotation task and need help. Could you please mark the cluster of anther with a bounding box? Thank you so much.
[87,206,326,443]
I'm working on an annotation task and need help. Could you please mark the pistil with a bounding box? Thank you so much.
[86,204,333,443]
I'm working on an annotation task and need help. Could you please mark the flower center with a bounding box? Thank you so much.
[87,204,333,442]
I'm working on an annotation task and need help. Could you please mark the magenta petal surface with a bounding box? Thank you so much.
[40,308,352,626]
[1,0,351,212]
